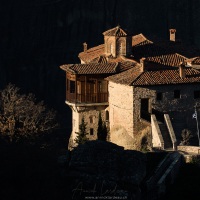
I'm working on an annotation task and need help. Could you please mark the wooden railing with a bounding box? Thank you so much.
[66,92,108,104]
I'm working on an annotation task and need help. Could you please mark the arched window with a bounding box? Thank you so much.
[89,116,94,124]
[119,43,123,54]
[110,43,113,54]
[117,39,125,55]
[105,111,109,121]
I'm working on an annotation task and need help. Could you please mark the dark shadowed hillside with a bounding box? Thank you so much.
[0,0,200,117]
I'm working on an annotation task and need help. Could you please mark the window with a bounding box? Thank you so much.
[90,128,94,136]
[70,80,75,93]
[119,43,122,54]
[194,90,200,99]
[156,92,162,101]
[174,90,180,99]
[110,43,113,54]
[89,116,93,124]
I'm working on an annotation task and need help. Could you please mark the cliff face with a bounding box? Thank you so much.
[0,0,200,111]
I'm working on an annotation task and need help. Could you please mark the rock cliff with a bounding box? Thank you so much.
[0,0,200,112]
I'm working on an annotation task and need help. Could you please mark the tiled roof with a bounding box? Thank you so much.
[133,68,200,86]
[102,26,130,37]
[132,40,190,67]
[118,61,137,71]
[132,42,169,60]
[132,34,152,46]
[78,44,105,63]
[146,53,187,67]
[107,67,200,86]
[191,57,200,65]
[90,55,108,64]
[60,63,118,74]
[106,65,142,85]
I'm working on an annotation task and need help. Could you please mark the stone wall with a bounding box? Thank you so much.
[70,104,108,145]
[133,84,200,141]
[108,81,135,149]
[177,145,200,154]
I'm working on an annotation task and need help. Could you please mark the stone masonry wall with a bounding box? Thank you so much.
[133,83,200,143]
[108,81,134,149]
[71,105,108,145]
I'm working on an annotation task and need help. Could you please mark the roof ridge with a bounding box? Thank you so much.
[67,64,76,74]
[174,53,188,59]
[129,66,143,85]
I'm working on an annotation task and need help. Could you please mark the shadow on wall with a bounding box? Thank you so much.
[110,125,152,151]
[110,125,134,149]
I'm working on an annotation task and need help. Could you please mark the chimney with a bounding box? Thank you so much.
[83,42,87,52]
[140,57,146,72]
[179,62,186,78]
[169,29,176,42]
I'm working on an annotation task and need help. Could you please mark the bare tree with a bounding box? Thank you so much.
[180,129,193,146]
[0,84,58,142]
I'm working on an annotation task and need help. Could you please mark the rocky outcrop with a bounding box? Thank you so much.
[67,140,146,199]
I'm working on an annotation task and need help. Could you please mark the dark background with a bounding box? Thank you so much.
[1,1,200,199]
[1,0,200,130]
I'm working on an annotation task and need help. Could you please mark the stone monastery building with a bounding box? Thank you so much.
[60,26,200,150]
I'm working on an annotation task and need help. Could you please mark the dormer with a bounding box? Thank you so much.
[103,26,132,57]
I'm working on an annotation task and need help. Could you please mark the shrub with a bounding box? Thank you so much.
[74,117,88,145]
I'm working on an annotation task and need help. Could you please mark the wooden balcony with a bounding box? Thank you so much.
[66,92,108,104]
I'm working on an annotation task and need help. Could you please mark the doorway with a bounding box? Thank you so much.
[140,98,150,121]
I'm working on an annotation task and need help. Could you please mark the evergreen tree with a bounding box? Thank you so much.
[74,117,88,145]
[97,112,107,141]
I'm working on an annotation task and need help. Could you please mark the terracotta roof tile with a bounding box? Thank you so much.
[191,57,200,65]
[118,61,137,72]
[133,68,200,86]
[60,63,118,74]
[78,44,105,63]
[132,42,168,60]
[90,55,108,64]
[106,65,142,85]
[132,34,152,46]
[107,67,200,86]
[146,53,187,67]
[102,26,130,37]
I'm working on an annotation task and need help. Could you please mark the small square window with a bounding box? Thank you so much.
[90,128,94,136]
[156,92,162,101]
[174,90,180,99]
[194,91,200,99]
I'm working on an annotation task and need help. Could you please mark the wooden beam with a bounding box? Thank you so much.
[85,76,87,102]
[75,75,77,102]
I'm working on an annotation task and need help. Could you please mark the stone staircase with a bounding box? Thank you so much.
[151,113,177,150]
[158,121,173,149]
